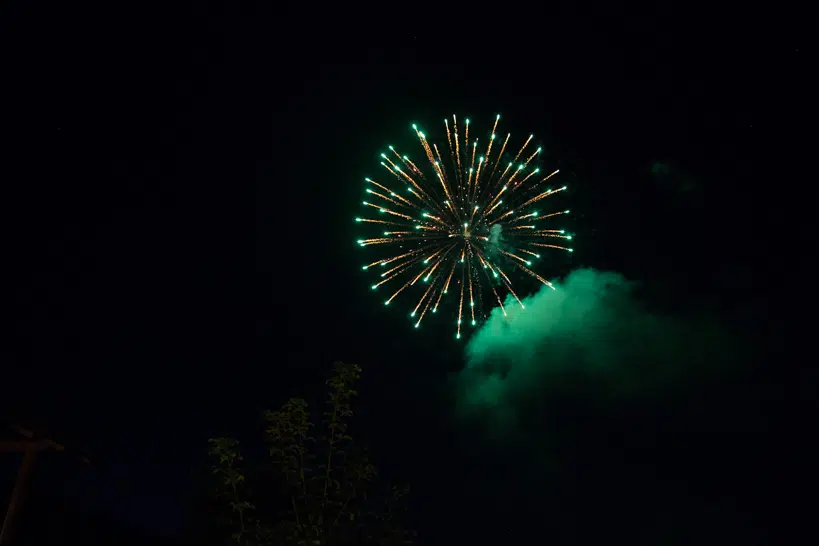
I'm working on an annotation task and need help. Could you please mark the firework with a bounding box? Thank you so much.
[356,115,573,338]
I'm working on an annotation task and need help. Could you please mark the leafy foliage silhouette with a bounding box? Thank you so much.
[208,362,414,546]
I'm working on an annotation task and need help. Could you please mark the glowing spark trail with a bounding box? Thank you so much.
[357,115,573,337]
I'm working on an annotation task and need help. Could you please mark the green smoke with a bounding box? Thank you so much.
[456,268,738,426]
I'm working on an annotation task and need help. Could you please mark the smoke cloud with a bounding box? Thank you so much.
[486,224,504,255]
[455,268,737,427]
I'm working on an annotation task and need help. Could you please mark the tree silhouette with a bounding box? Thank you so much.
[208,362,413,546]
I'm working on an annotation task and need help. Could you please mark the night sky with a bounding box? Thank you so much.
[2,3,816,545]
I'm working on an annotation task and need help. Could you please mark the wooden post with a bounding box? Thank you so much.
[0,425,85,545]
[0,443,40,545]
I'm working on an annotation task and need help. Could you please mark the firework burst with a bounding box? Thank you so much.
[356,115,573,338]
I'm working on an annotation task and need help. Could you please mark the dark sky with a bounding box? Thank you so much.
[2,3,816,545]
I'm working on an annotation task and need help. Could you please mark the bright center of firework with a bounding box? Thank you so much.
[357,114,573,338]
